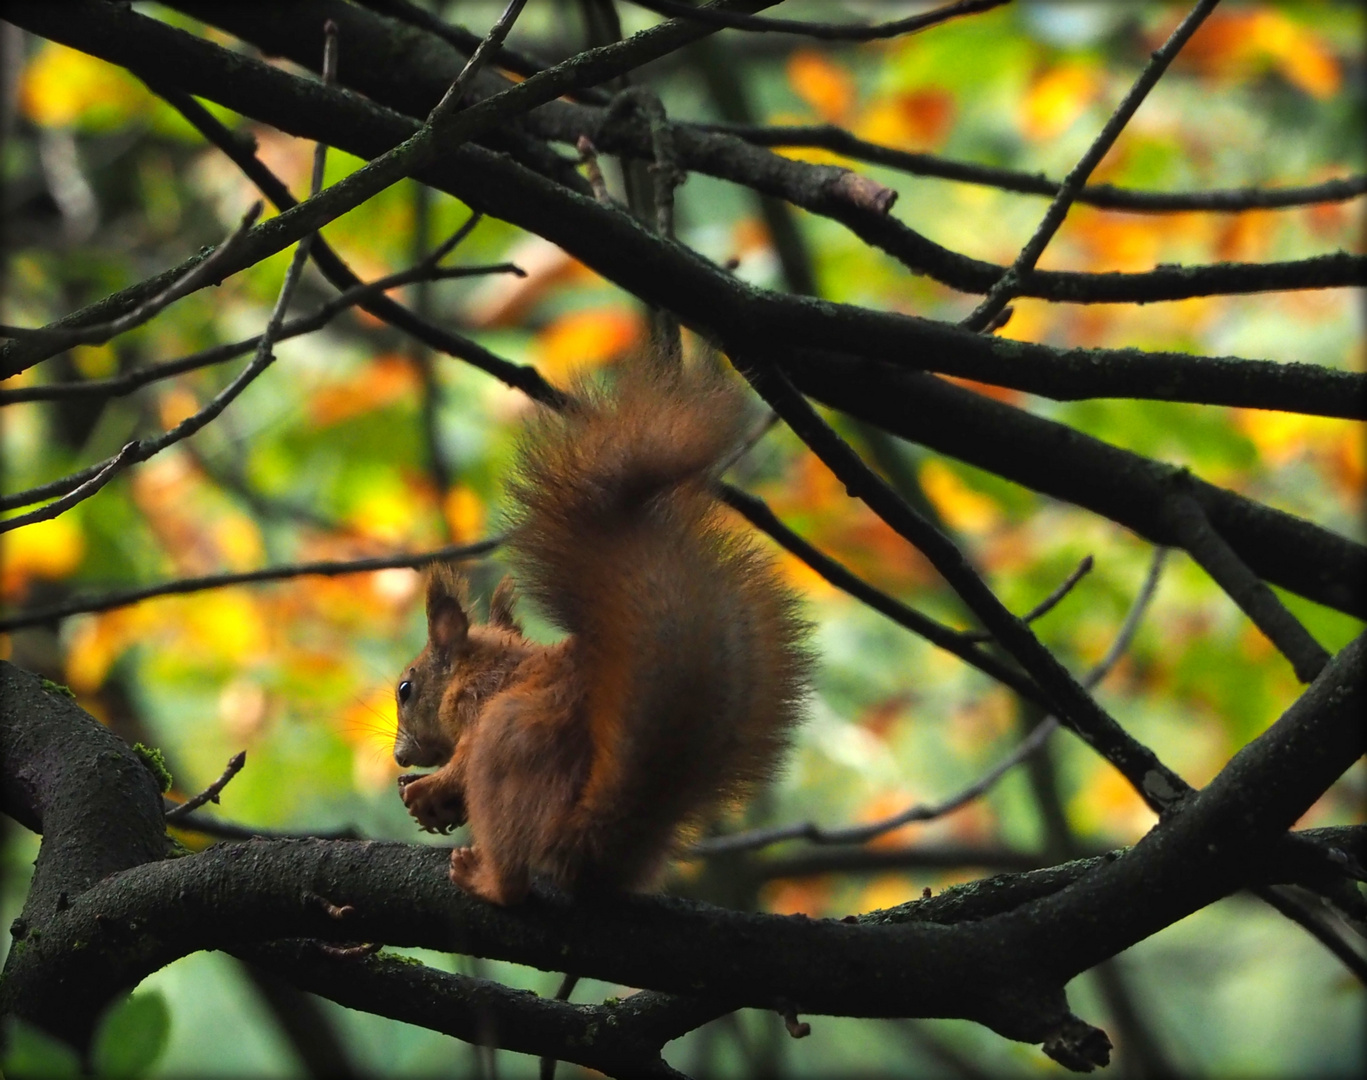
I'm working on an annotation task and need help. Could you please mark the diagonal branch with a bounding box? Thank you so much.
[239,941,721,1080]
[1162,482,1331,682]
[0,261,525,406]
[717,483,1046,704]
[785,354,1366,621]
[0,442,139,534]
[696,547,1168,856]
[736,355,1190,812]
[962,0,1221,331]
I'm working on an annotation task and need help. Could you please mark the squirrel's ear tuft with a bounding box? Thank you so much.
[425,563,470,655]
[489,575,522,633]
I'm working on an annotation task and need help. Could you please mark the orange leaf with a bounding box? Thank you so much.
[536,308,641,379]
[760,876,832,917]
[787,49,856,123]
[21,42,150,129]
[310,353,420,428]
[919,460,1001,534]
[857,89,954,150]
[1173,9,1341,98]
[938,374,1023,406]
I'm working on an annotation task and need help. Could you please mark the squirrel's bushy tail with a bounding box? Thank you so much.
[506,360,810,887]
[506,361,748,633]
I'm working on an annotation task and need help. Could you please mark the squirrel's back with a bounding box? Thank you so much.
[506,361,811,887]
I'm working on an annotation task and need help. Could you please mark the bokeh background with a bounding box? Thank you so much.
[2,2,1363,1076]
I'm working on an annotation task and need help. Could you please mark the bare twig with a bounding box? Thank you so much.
[962,0,1221,332]
[959,555,1093,643]
[1164,484,1330,682]
[717,483,1048,706]
[704,124,1367,213]
[162,810,363,841]
[0,442,138,535]
[4,0,747,380]
[164,751,247,823]
[777,1001,810,1039]
[0,202,263,349]
[426,0,530,123]
[0,260,521,406]
[625,0,1011,41]
[0,537,501,634]
[2,62,331,531]
[695,547,1167,856]
[355,0,607,101]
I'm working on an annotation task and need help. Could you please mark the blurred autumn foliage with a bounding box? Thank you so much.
[1,2,1363,1078]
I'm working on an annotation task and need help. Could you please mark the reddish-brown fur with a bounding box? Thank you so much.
[394,362,811,904]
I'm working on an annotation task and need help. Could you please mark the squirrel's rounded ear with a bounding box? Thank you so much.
[489,576,522,633]
[426,566,470,655]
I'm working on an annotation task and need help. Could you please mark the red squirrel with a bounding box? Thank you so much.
[392,360,810,904]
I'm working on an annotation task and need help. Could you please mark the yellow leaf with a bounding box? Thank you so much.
[919,460,1001,534]
[1070,765,1156,840]
[182,589,269,663]
[1020,61,1101,141]
[66,608,154,692]
[21,42,151,129]
[1,516,85,597]
[857,874,918,914]
[344,472,433,545]
[72,344,117,379]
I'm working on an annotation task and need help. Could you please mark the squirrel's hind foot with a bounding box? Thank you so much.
[449,845,530,906]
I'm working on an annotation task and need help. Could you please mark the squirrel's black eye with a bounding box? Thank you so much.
[398,679,413,704]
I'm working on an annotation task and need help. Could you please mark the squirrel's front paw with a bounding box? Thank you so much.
[399,773,467,833]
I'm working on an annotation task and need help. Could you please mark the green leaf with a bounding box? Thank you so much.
[90,991,170,1080]
[1,1016,82,1079]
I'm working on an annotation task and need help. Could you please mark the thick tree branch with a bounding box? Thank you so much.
[5,2,1363,425]
[4,650,1360,1067]
[624,0,1010,41]
[785,355,1366,621]
[239,941,722,1080]
[165,0,1367,308]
